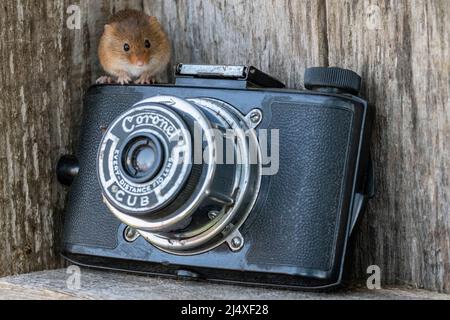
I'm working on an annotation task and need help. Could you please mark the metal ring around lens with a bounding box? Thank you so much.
[98,104,192,215]
[138,98,262,255]
[102,96,217,232]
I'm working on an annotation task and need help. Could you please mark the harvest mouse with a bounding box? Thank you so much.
[97,9,171,85]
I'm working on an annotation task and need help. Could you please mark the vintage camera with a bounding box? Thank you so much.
[58,64,374,289]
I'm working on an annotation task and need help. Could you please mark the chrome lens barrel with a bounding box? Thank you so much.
[98,95,262,255]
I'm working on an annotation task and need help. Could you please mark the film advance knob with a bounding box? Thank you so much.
[304,67,362,95]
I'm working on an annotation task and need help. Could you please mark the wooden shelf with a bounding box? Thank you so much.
[1,269,449,300]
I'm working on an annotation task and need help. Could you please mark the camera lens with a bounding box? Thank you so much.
[133,146,155,172]
[122,134,164,183]
[98,96,262,255]
[98,104,194,217]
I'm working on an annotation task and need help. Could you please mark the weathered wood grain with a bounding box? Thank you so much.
[0,0,69,276]
[325,0,450,292]
[144,0,328,87]
[1,0,449,293]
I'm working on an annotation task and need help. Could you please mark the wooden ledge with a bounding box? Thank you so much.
[0,269,449,300]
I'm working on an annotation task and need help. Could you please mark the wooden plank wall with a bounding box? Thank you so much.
[0,0,449,292]
[0,1,70,277]
[325,0,450,292]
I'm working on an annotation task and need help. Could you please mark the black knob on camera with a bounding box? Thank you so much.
[57,155,79,186]
[304,67,362,95]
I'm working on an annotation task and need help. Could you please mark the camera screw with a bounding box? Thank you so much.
[231,237,242,250]
[178,137,186,147]
[246,109,263,128]
[124,226,140,243]
[227,231,244,252]
[250,112,261,123]
[231,237,242,248]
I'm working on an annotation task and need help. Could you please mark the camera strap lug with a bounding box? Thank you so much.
[350,155,375,234]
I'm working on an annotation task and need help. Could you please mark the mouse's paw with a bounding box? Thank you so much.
[135,74,156,85]
[96,76,113,84]
[117,74,132,85]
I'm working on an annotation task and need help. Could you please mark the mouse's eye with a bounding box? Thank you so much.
[145,40,151,49]
[124,43,130,52]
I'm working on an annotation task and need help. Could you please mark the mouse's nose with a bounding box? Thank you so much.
[137,60,145,67]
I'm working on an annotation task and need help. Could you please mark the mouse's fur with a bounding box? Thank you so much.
[97,9,171,85]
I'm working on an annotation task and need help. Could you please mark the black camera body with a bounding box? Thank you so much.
[59,64,374,290]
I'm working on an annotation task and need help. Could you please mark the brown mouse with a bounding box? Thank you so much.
[97,9,171,85]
